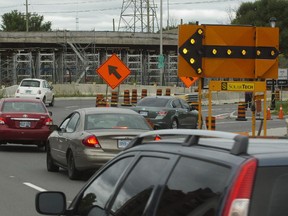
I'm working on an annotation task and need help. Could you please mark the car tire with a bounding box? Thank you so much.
[46,145,59,172]
[171,119,178,129]
[49,96,54,107]
[38,142,46,152]
[67,151,80,180]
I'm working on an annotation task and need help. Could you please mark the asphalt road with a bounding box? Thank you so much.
[0,98,286,216]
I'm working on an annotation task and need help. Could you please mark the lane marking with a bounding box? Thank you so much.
[23,182,47,192]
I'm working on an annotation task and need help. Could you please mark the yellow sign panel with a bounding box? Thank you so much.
[209,81,266,92]
[221,82,254,91]
[178,24,279,79]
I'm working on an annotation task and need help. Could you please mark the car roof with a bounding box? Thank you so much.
[20,78,46,82]
[1,97,43,103]
[142,96,176,99]
[124,129,288,164]
[75,107,141,115]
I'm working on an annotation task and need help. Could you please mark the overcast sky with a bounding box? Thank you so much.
[0,0,256,32]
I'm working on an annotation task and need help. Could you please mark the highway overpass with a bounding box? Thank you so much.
[0,30,180,87]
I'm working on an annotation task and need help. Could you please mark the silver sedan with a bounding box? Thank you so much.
[46,107,153,179]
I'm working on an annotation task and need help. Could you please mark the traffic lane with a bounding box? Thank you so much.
[0,145,87,216]
[48,98,96,125]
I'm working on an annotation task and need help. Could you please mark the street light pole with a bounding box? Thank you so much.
[159,0,163,86]
[25,0,29,32]
[269,17,277,110]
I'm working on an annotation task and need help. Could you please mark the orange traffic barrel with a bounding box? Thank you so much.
[131,89,138,105]
[156,89,162,96]
[275,90,280,101]
[110,91,118,107]
[141,89,147,98]
[165,88,171,96]
[96,94,106,107]
[205,116,216,130]
[236,102,247,121]
[122,90,131,106]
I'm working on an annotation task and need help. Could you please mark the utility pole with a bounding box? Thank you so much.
[25,0,29,32]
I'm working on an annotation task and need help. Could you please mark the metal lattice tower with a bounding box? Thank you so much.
[118,0,159,33]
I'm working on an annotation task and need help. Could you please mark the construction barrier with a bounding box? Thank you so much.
[122,90,132,106]
[275,90,280,101]
[165,88,171,96]
[278,104,284,119]
[141,89,147,98]
[131,89,138,105]
[267,107,272,120]
[205,116,216,130]
[110,91,118,107]
[236,102,247,121]
[96,94,107,107]
[156,89,162,96]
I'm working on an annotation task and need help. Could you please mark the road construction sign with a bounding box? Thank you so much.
[96,54,131,89]
[178,24,279,79]
[179,76,199,88]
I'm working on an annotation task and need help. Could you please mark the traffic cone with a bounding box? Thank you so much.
[278,104,284,119]
[267,107,272,120]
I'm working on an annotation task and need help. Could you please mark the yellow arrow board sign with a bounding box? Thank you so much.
[178,25,279,79]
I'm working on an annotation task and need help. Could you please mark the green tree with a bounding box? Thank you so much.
[231,0,288,57]
[1,10,52,31]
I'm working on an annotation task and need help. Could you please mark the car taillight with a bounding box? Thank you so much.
[157,111,168,117]
[154,135,161,141]
[0,117,6,125]
[223,158,257,216]
[82,135,101,148]
[44,117,53,125]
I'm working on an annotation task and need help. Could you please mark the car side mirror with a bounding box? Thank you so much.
[35,191,66,215]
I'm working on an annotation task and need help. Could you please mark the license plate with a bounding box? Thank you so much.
[25,90,32,94]
[139,111,148,117]
[118,140,131,149]
[20,121,31,128]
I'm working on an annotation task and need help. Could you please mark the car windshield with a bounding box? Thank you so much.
[2,101,46,113]
[85,113,151,130]
[20,80,40,87]
[137,97,169,107]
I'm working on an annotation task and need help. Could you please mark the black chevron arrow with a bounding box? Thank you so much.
[108,65,121,79]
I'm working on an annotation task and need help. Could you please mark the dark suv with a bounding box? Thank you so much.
[35,129,288,216]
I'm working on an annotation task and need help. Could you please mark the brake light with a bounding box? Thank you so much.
[0,117,6,125]
[157,111,168,116]
[223,158,257,216]
[154,135,161,141]
[82,135,101,148]
[44,117,53,125]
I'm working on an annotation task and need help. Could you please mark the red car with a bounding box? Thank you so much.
[0,97,53,150]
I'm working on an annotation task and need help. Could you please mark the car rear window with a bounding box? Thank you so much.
[137,97,169,107]
[249,166,288,216]
[2,101,46,113]
[20,80,40,87]
[156,156,230,215]
[85,113,151,130]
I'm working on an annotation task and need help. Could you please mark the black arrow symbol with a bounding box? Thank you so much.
[108,65,121,79]
[187,77,194,81]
